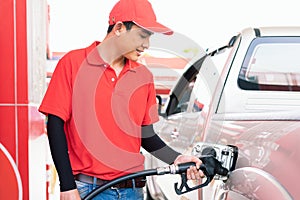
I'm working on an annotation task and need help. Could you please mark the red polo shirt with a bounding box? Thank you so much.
[39,42,159,180]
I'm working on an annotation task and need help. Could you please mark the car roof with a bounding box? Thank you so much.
[241,26,300,37]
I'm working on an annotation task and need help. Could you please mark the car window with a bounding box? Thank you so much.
[165,56,207,116]
[192,73,210,113]
[175,77,197,112]
[191,50,227,113]
[238,37,300,91]
[167,76,197,115]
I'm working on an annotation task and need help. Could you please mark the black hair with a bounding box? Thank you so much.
[107,21,135,34]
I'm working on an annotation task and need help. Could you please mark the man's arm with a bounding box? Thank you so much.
[47,114,76,191]
[141,124,180,164]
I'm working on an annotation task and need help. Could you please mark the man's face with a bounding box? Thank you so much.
[117,24,152,61]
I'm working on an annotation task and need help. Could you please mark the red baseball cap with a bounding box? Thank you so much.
[109,0,173,35]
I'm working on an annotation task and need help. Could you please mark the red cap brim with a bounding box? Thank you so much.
[134,21,173,35]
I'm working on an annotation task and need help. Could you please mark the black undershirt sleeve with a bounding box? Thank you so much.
[47,114,76,192]
[141,124,181,164]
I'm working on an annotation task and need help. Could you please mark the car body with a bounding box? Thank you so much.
[144,26,300,200]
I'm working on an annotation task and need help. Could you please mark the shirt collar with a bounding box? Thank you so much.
[85,41,107,66]
[85,41,138,73]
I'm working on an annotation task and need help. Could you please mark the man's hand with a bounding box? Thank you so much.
[60,189,81,200]
[174,155,205,180]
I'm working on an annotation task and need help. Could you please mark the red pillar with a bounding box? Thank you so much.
[0,0,46,199]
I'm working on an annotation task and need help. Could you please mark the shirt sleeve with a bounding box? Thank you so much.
[142,81,160,125]
[39,54,73,121]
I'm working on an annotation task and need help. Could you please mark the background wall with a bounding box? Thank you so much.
[48,0,300,52]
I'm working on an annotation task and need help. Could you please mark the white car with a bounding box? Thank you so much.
[145,26,300,200]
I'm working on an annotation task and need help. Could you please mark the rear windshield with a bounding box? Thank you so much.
[238,37,300,91]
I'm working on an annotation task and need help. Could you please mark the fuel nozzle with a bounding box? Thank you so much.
[174,146,229,195]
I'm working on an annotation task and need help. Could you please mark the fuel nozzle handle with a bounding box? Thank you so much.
[174,147,228,176]
[174,162,206,174]
[156,161,206,176]
[174,147,229,195]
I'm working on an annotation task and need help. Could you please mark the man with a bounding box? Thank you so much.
[39,0,204,199]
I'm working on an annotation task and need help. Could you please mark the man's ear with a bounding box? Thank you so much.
[113,21,124,36]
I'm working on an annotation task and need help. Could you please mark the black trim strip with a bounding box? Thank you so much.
[254,28,261,37]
